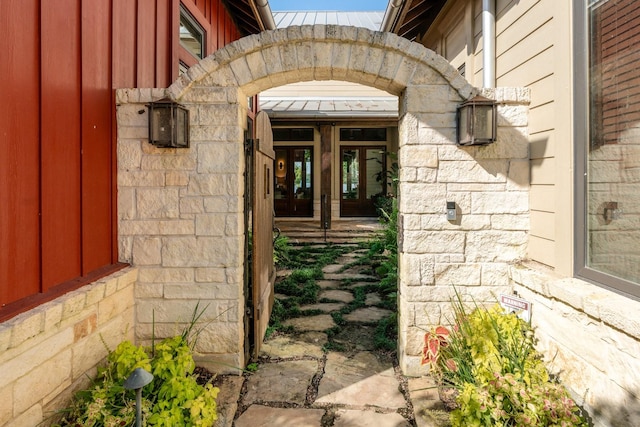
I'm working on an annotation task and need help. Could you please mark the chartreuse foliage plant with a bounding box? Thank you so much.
[55,306,219,427]
[423,293,587,427]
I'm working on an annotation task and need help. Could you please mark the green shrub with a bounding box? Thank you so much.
[369,199,398,305]
[56,304,219,427]
[56,336,218,426]
[273,232,291,266]
[423,294,587,427]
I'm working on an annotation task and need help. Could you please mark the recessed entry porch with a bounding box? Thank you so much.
[262,80,399,223]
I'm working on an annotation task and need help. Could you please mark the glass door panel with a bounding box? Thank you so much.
[293,149,312,200]
[274,147,313,217]
[342,149,360,200]
[340,146,385,217]
[366,149,384,200]
[275,149,288,200]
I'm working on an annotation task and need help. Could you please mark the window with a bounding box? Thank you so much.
[273,128,315,142]
[339,128,387,141]
[457,63,466,78]
[576,0,640,297]
[180,4,205,60]
[179,61,189,75]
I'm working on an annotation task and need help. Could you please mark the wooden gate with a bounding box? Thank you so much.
[250,111,276,356]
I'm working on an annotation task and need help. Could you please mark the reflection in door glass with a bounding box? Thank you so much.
[366,149,384,199]
[293,149,311,200]
[342,149,360,199]
[275,149,287,200]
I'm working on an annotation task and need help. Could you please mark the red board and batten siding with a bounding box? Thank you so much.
[0,0,41,304]
[0,0,243,321]
[82,0,114,275]
[40,0,83,289]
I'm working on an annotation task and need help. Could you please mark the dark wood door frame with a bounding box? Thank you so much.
[340,146,386,217]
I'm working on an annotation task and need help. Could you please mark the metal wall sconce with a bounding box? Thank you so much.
[603,201,621,224]
[148,98,190,148]
[456,95,497,146]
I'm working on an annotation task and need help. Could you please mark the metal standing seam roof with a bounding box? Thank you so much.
[272,11,385,31]
[262,10,398,120]
[260,96,399,119]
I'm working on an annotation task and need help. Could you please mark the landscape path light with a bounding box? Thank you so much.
[123,367,154,427]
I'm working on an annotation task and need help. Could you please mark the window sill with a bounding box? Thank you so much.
[510,261,640,339]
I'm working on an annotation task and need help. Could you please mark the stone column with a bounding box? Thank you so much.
[397,87,530,376]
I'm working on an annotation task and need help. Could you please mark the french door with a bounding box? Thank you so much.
[340,146,386,217]
[274,146,313,217]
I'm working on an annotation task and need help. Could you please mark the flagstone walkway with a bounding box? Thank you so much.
[213,222,451,427]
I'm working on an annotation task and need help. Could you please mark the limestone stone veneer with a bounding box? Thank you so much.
[116,25,530,378]
[0,268,136,426]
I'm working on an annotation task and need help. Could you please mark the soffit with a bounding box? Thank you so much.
[388,0,447,41]
[222,0,266,36]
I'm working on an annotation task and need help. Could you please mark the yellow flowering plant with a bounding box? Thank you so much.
[422,292,588,426]
[54,304,220,427]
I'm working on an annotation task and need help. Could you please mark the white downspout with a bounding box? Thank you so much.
[253,0,276,31]
[482,0,496,88]
[381,0,406,32]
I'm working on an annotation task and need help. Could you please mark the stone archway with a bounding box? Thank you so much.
[117,25,529,376]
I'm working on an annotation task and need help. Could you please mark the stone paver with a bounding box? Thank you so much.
[342,280,377,289]
[409,376,450,427]
[234,405,325,427]
[277,269,293,277]
[317,279,340,289]
[324,272,375,281]
[212,375,244,427]
[298,331,328,346]
[342,266,372,275]
[343,306,393,323]
[337,253,360,261]
[282,314,336,331]
[300,302,345,312]
[322,264,344,274]
[228,239,449,427]
[243,360,317,405]
[319,289,354,303]
[317,352,406,409]
[261,335,325,359]
[333,409,412,427]
[332,324,376,351]
[365,293,382,305]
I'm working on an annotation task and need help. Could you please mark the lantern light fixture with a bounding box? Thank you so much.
[456,95,497,146]
[148,98,190,148]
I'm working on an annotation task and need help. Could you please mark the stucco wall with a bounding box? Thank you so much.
[0,268,136,426]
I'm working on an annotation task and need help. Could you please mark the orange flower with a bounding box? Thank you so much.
[421,326,450,365]
[444,358,458,372]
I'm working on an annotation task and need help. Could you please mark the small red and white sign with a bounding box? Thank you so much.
[500,294,531,322]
